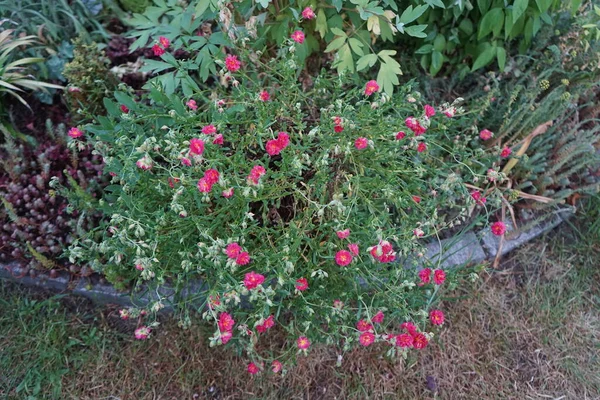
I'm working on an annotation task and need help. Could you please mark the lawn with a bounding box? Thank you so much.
[2,200,599,400]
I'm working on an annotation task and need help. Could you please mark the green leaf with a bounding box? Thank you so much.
[356,53,378,70]
[513,0,528,23]
[334,43,354,73]
[400,5,429,24]
[376,56,402,95]
[471,45,496,71]
[425,0,445,8]
[430,50,443,75]
[405,24,428,38]
[103,98,119,117]
[477,0,491,14]
[505,9,514,39]
[496,47,506,71]
[349,38,365,55]
[535,0,552,12]
[114,92,137,110]
[140,59,174,74]
[316,9,328,38]
[459,18,474,35]
[479,8,504,40]
[379,16,396,41]
[325,36,347,53]
[415,44,434,54]
[330,27,347,38]
[571,0,582,14]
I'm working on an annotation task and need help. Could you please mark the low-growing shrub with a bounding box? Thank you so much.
[63,40,516,369]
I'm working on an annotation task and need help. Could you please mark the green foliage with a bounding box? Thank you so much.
[119,0,151,13]
[63,36,119,123]
[66,41,511,362]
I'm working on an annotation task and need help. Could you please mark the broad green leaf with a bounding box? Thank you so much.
[535,0,552,12]
[330,27,347,38]
[400,5,429,24]
[376,57,402,95]
[540,12,552,24]
[477,0,491,13]
[405,24,428,38]
[415,44,434,54]
[425,0,445,8]
[523,17,534,44]
[140,59,174,74]
[471,45,496,71]
[570,0,582,14]
[378,16,396,41]
[496,47,506,71]
[512,0,528,23]
[356,53,378,71]
[349,38,365,55]
[430,50,443,75]
[478,8,504,40]
[324,36,346,53]
[114,92,137,110]
[334,43,355,73]
[459,18,474,35]
[316,9,328,38]
[103,98,119,117]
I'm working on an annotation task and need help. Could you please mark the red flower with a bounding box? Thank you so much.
[295,277,309,291]
[243,271,264,289]
[359,332,375,346]
[433,269,446,285]
[197,177,212,193]
[218,312,235,332]
[186,99,197,110]
[395,333,414,348]
[204,169,220,185]
[220,330,232,344]
[500,146,512,158]
[369,240,396,263]
[418,268,431,284]
[225,54,241,72]
[291,30,305,44]
[405,117,426,135]
[412,332,429,349]
[354,137,368,150]
[248,165,266,185]
[68,127,83,138]
[259,90,270,102]
[424,104,435,118]
[159,36,170,48]
[417,142,427,153]
[120,104,129,113]
[401,322,417,335]
[152,44,165,56]
[395,131,406,140]
[247,362,260,375]
[334,125,344,133]
[272,360,283,373]
[335,250,353,266]
[364,80,380,96]
[356,319,374,332]
[491,221,507,236]
[479,129,493,140]
[222,188,234,198]
[297,336,311,349]
[225,243,242,259]
[189,138,205,155]
[470,190,487,206]
[412,195,421,203]
[257,315,275,333]
[202,124,217,135]
[236,252,250,266]
[336,229,350,239]
[372,310,385,324]
[301,6,316,19]
[348,243,359,256]
[213,134,224,145]
[429,309,445,325]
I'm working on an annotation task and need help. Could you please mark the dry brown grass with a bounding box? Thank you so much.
[3,225,599,400]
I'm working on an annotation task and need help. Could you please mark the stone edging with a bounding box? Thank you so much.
[0,209,573,308]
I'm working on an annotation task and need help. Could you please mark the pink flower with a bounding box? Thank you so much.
[134,326,151,340]
[181,157,192,167]
[491,221,507,236]
[395,333,414,348]
[369,240,396,263]
[336,229,350,239]
[220,330,232,344]
[372,311,385,324]
[417,142,427,153]
[243,271,264,289]
[401,322,417,335]
[500,146,512,158]
[430,309,445,325]
[236,252,250,266]
[225,242,242,259]
[414,228,424,237]
[120,104,129,113]
[355,137,368,150]
[248,165,266,185]
[225,54,241,72]
[444,107,456,118]
[418,268,431,284]
[364,80,380,96]
[197,177,212,193]
[135,264,144,271]
[222,187,234,198]
[359,332,375,346]
[119,309,130,320]
[257,315,275,333]
[433,269,446,285]
[479,129,493,140]
[333,299,344,309]
[424,104,435,118]
[266,139,282,156]
[395,131,406,140]
[271,360,283,373]
[202,124,217,135]
[68,127,83,138]
[335,250,353,267]
[348,243,359,256]
[333,116,343,125]
[152,44,165,56]
[470,190,487,206]
[159,36,170,48]
[218,312,235,331]
[412,332,429,349]
[334,125,344,133]
[357,319,374,332]
[189,138,205,155]
[247,362,260,375]
[259,90,270,102]
[291,30,305,44]
[204,169,220,185]
[277,132,290,148]
[412,195,421,203]
[136,155,153,170]
[301,6,316,19]
[186,99,197,110]
[213,134,224,145]
[297,336,311,350]
[295,277,309,291]
[405,117,427,135]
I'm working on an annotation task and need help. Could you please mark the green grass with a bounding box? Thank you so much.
[1,198,599,399]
